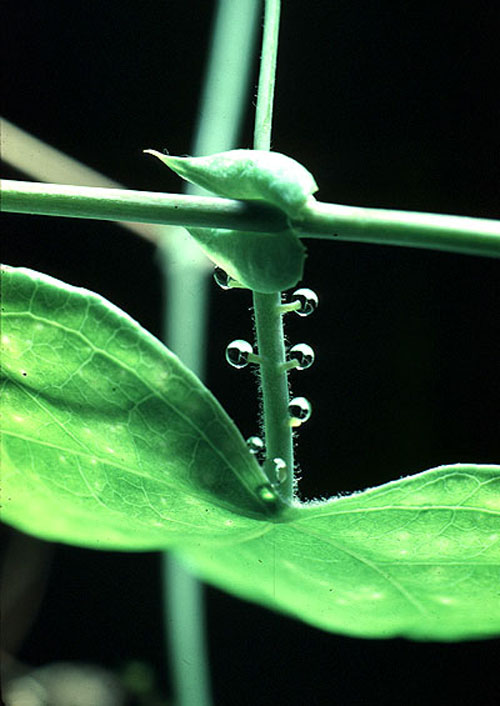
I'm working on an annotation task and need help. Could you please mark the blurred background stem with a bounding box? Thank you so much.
[158,2,261,705]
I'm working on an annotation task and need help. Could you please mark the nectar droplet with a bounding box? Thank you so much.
[225,339,254,368]
[246,436,264,455]
[289,343,315,370]
[288,396,312,425]
[213,266,234,290]
[292,288,319,317]
[264,457,287,484]
[256,483,279,504]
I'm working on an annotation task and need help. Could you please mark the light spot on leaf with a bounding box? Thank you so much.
[436,596,455,605]
[396,531,411,542]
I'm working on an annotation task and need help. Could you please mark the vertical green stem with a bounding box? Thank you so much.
[161,245,212,706]
[160,2,261,705]
[252,0,295,500]
[254,0,281,151]
[253,290,294,496]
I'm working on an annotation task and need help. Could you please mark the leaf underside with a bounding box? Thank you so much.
[1,266,499,641]
[186,226,306,293]
[144,148,318,218]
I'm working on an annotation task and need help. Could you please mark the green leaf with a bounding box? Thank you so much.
[2,268,499,640]
[182,464,500,641]
[144,148,318,218]
[0,265,282,550]
[186,226,306,293]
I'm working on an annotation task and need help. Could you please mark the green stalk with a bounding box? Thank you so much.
[253,290,294,496]
[295,200,500,258]
[253,0,281,152]
[3,179,499,258]
[159,2,261,706]
[0,179,286,234]
[250,0,295,499]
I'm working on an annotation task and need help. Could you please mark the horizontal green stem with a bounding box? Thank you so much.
[0,179,285,232]
[2,179,500,258]
[295,200,500,258]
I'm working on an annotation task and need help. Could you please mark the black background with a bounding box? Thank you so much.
[2,1,499,704]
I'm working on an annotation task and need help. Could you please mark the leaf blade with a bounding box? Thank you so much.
[182,464,500,640]
[2,268,499,640]
[0,265,281,549]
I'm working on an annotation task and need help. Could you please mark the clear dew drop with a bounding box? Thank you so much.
[288,396,312,424]
[225,339,254,368]
[246,436,264,454]
[213,266,234,290]
[256,483,279,504]
[264,457,287,484]
[289,342,315,370]
[292,288,319,317]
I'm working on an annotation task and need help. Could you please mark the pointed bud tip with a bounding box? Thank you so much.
[143,148,163,158]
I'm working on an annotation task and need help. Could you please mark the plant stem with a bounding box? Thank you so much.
[294,199,500,258]
[253,290,294,496]
[0,179,286,234]
[162,553,212,706]
[251,0,295,499]
[159,2,261,705]
[3,179,500,258]
[253,0,281,151]
[161,241,211,706]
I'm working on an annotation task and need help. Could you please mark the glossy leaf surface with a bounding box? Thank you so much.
[0,266,279,549]
[183,464,500,641]
[186,226,305,293]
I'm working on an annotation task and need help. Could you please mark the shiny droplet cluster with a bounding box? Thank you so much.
[292,288,319,317]
[225,339,254,368]
[219,274,318,500]
[285,289,316,433]
[213,267,235,290]
[288,396,312,425]
[246,435,264,455]
[268,457,287,484]
[214,266,247,290]
[288,342,315,370]
[256,483,279,504]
